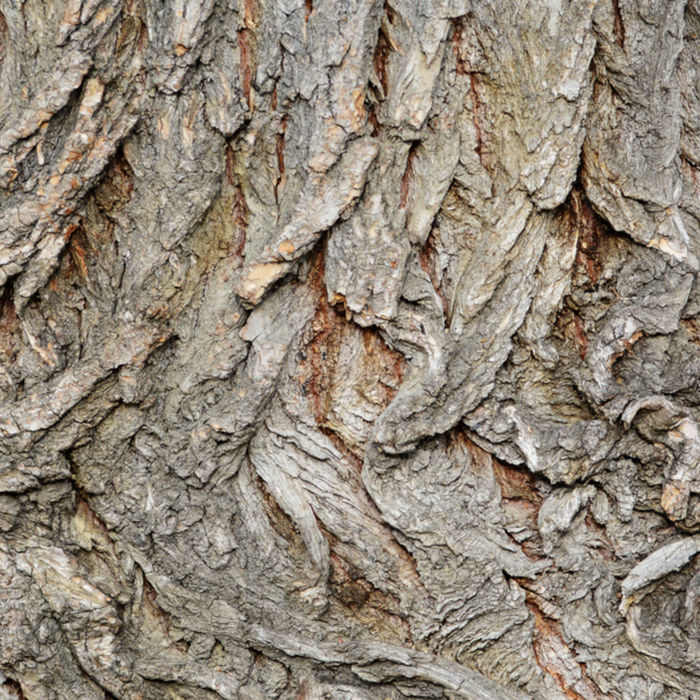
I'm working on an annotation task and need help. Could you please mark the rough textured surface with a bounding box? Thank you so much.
[4,0,700,698]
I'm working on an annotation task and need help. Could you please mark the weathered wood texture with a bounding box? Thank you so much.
[2,0,700,698]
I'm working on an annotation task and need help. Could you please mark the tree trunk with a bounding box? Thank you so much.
[2,0,700,698]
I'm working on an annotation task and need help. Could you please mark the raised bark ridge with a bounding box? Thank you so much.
[2,1,700,699]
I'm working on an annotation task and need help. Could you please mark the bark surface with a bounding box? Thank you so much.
[2,1,700,698]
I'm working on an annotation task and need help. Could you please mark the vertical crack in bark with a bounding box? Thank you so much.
[274,117,287,205]
[527,594,610,700]
[612,0,626,49]
[255,470,310,561]
[226,143,249,260]
[238,18,255,111]
[372,6,392,99]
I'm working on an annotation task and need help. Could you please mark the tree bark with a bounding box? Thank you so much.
[2,0,700,698]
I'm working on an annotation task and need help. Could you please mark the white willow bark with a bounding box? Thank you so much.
[2,1,700,699]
